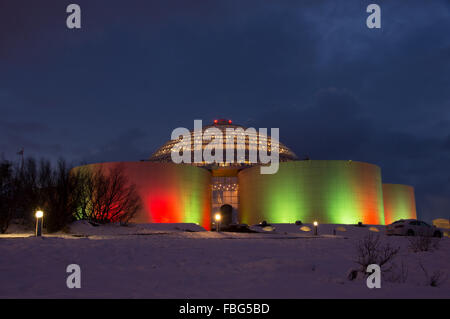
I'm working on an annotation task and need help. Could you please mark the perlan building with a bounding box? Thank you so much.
[77,119,417,229]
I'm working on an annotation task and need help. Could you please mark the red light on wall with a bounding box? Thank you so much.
[228,120,232,124]
[214,119,218,124]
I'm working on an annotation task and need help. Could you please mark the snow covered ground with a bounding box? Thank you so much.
[0,221,449,298]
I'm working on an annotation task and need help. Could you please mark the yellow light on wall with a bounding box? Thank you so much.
[35,210,44,218]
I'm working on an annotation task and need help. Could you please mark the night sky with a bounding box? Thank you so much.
[1,0,449,222]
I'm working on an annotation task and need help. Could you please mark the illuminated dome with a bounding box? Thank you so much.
[149,119,298,169]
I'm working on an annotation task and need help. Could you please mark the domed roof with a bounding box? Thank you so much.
[149,119,298,169]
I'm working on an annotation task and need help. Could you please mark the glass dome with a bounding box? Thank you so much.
[149,119,298,169]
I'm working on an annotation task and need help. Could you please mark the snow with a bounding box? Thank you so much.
[0,222,449,298]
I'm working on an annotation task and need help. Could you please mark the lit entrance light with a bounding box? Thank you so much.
[215,213,221,232]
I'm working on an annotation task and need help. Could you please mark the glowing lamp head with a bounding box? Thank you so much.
[214,119,218,124]
[228,119,232,124]
[35,210,44,218]
[214,213,221,222]
[313,221,318,226]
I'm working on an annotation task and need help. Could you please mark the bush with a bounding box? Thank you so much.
[385,260,408,284]
[419,261,447,287]
[355,233,400,275]
[408,234,440,252]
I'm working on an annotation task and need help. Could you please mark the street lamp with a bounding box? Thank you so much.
[313,221,318,236]
[215,213,221,232]
[35,210,44,237]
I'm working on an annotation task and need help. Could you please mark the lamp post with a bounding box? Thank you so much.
[313,221,318,236]
[35,210,44,237]
[215,213,221,232]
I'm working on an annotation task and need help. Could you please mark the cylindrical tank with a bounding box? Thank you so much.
[74,162,212,229]
[238,160,385,225]
[382,183,417,225]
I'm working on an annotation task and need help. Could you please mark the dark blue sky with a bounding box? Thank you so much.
[1,0,449,222]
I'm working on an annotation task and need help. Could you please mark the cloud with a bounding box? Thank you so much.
[252,87,450,221]
[78,128,149,164]
[0,119,62,159]
[0,0,449,222]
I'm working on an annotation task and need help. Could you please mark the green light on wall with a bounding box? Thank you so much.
[238,161,385,225]
[268,164,305,223]
[179,165,209,225]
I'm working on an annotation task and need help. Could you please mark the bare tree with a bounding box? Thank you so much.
[0,161,15,233]
[40,159,88,232]
[13,158,42,224]
[77,164,141,224]
[1,157,141,232]
[73,167,94,221]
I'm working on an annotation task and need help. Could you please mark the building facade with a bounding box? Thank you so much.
[75,119,417,228]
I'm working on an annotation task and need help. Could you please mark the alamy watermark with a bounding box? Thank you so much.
[66,264,81,289]
[366,264,381,288]
[170,120,280,174]
[65,4,381,31]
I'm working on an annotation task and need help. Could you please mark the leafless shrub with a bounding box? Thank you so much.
[419,260,447,287]
[355,233,400,275]
[347,269,359,281]
[408,233,440,252]
[385,260,408,284]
